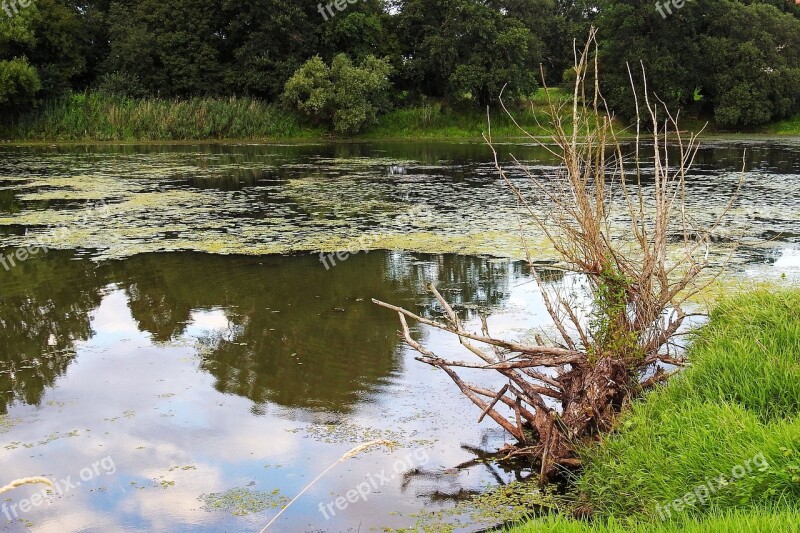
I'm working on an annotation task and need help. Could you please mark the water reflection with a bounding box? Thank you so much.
[0,249,103,414]
[0,249,559,531]
[0,250,526,415]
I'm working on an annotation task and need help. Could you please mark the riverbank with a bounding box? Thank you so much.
[14,90,800,143]
[509,288,800,532]
[0,92,558,143]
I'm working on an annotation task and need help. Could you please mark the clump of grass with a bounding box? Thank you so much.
[573,289,800,519]
[508,507,800,532]
[2,91,323,141]
[667,290,800,421]
[505,289,800,532]
[763,114,800,135]
[361,102,554,139]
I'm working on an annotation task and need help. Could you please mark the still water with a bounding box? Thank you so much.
[0,140,798,532]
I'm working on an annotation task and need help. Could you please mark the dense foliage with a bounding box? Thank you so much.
[1,0,800,131]
[282,54,392,133]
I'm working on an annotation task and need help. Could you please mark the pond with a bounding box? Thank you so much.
[0,140,798,532]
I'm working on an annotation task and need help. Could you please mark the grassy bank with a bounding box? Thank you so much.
[510,289,800,532]
[4,91,800,142]
[763,115,800,135]
[0,90,560,142]
[1,92,324,142]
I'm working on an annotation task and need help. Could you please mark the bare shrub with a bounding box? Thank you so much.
[374,29,738,483]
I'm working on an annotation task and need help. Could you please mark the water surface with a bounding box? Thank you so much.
[0,140,798,532]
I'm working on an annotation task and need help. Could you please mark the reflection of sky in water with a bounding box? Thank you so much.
[744,247,800,282]
[0,252,561,532]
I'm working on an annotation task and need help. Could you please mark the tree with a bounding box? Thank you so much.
[316,1,400,64]
[0,5,41,110]
[282,54,393,134]
[396,0,547,106]
[26,0,88,98]
[595,0,702,120]
[700,2,800,127]
[596,0,800,127]
[221,0,319,100]
[104,0,225,96]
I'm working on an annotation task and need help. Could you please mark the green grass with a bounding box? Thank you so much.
[763,115,800,135]
[512,289,800,532]
[1,90,574,142]
[4,88,795,141]
[1,91,323,141]
[508,508,800,532]
[360,102,555,139]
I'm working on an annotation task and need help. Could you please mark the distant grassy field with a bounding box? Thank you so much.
[510,289,800,532]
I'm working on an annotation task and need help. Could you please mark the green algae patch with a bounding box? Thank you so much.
[0,415,22,434]
[200,487,290,516]
[391,480,562,532]
[0,143,795,284]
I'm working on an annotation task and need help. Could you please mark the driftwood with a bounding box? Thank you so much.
[374,29,739,483]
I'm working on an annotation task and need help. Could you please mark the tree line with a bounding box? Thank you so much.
[1,0,800,131]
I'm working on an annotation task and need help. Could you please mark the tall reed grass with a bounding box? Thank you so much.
[2,92,322,141]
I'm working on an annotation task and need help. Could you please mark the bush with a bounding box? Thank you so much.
[0,58,40,108]
[281,54,392,134]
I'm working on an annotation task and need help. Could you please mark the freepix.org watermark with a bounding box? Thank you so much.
[318,448,429,519]
[319,196,434,270]
[655,452,770,520]
[655,0,687,19]
[317,0,368,21]
[1,456,117,520]
[2,0,33,19]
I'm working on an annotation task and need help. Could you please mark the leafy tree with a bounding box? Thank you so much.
[542,0,596,85]
[595,0,703,120]
[316,1,401,64]
[0,5,41,109]
[104,0,225,96]
[596,0,800,127]
[221,0,319,100]
[282,54,392,133]
[27,0,88,98]
[700,2,800,127]
[396,0,547,106]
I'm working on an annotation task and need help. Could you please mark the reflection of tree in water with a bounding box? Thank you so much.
[0,249,531,415]
[385,253,555,322]
[109,253,407,413]
[111,252,527,413]
[0,250,104,414]
[399,431,538,505]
